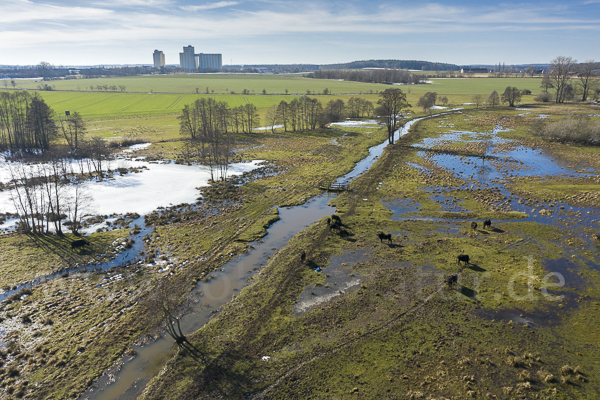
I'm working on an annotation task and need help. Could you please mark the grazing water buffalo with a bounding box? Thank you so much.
[331,214,342,224]
[446,273,459,289]
[470,221,478,230]
[71,239,90,250]
[483,219,492,229]
[301,250,306,263]
[378,232,392,244]
[330,221,341,231]
[457,254,470,265]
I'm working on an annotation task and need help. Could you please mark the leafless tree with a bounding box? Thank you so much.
[576,61,599,102]
[501,86,521,107]
[265,105,279,133]
[145,277,206,361]
[377,88,411,144]
[60,111,86,151]
[488,90,500,108]
[525,66,538,78]
[471,94,484,108]
[550,56,577,103]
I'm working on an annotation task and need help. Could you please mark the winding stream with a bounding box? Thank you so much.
[82,117,427,399]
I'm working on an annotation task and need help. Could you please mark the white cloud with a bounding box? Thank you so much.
[180,1,239,12]
[0,0,113,24]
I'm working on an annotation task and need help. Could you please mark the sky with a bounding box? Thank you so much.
[1,0,599,67]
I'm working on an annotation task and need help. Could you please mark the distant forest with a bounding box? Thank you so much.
[318,59,460,71]
[307,69,422,85]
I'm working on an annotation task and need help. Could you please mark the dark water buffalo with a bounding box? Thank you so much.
[71,239,90,250]
[326,218,331,226]
[446,273,459,289]
[331,214,342,224]
[483,219,492,229]
[330,221,341,231]
[470,221,478,230]
[378,232,392,244]
[301,250,306,263]
[457,254,470,265]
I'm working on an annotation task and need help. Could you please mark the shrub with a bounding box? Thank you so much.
[532,117,600,145]
[534,91,553,102]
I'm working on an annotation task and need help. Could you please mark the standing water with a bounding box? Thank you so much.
[82,116,432,399]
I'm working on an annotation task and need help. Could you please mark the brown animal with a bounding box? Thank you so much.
[378,232,392,244]
[483,219,492,229]
[457,254,470,265]
[71,239,90,250]
[470,221,478,230]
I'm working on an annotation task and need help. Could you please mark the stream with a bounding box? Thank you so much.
[81,117,427,399]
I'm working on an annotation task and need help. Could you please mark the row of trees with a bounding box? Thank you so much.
[542,57,599,103]
[8,158,90,234]
[0,91,57,151]
[308,69,420,85]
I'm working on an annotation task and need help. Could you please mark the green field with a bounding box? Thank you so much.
[12,74,385,95]
[1,75,544,141]
[11,74,542,97]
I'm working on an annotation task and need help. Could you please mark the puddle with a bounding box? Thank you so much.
[83,113,457,400]
[293,250,370,316]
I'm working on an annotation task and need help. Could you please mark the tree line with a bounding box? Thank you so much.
[7,158,89,235]
[308,69,421,85]
[0,91,57,151]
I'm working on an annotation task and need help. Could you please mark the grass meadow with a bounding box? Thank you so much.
[2,75,543,141]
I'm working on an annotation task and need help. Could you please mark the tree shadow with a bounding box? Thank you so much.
[25,233,82,268]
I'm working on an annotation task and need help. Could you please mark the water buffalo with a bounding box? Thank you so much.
[457,254,470,265]
[330,221,341,231]
[446,273,459,289]
[378,232,392,244]
[470,221,478,230]
[301,250,306,263]
[331,215,342,224]
[326,218,331,226]
[71,239,90,250]
[483,219,492,229]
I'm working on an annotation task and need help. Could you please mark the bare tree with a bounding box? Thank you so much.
[60,111,86,151]
[377,88,411,144]
[525,66,538,78]
[471,94,484,108]
[550,56,577,103]
[576,61,599,102]
[145,277,206,361]
[86,136,112,178]
[265,105,279,133]
[488,90,500,108]
[501,86,521,107]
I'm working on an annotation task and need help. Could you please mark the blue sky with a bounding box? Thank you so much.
[1,0,599,66]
